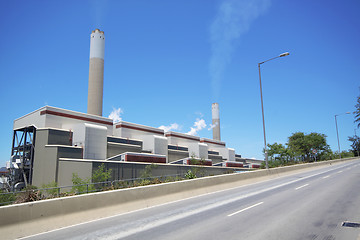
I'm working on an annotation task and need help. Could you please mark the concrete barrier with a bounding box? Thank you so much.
[0,157,357,239]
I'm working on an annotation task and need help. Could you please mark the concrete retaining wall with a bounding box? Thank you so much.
[0,157,357,239]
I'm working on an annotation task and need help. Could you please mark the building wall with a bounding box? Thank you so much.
[114,121,165,154]
[208,154,223,164]
[168,149,189,163]
[114,121,164,139]
[13,107,46,130]
[165,132,208,159]
[31,128,243,187]
[14,106,244,188]
[32,129,57,186]
[44,106,113,135]
[73,123,107,160]
[200,138,235,161]
[92,160,238,181]
[107,142,142,158]
[13,106,114,135]
[58,159,92,187]
[47,129,72,145]
[32,129,82,187]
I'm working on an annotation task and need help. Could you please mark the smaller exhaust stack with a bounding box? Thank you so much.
[212,103,221,141]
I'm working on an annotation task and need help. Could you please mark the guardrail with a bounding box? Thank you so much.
[1,157,358,240]
[0,174,184,206]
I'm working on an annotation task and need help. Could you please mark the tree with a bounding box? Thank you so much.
[348,135,360,157]
[267,143,288,161]
[340,150,354,158]
[355,94,360,128]
[287,132,330,162]
[287,132,307,161]
[306,132,330,154]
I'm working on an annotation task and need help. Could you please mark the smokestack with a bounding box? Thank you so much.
[87,29,105,116]
[212,103,221,141]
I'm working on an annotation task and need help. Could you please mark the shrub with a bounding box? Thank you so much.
[41,181,59,198]
[71,173,92,194]
[185,170,197,179]
[0,190,16,206]
[14,185,42,203]
[92,164,112,190]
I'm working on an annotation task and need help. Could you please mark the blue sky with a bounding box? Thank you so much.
[1,0,359,167]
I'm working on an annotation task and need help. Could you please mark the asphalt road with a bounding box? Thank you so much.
[23,159,360,240]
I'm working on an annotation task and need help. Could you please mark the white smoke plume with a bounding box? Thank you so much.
[209,0,270,98]
[159,123,180,132]
[187,118,207,136]
[208,122,218,131]
[90,0,108,26]
[108,107,123,123]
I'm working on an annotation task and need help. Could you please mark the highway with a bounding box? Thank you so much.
[23,159,360,240]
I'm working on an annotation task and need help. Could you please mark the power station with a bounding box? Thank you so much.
[6,29,260,190]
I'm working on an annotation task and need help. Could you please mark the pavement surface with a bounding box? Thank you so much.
[22,159,360,240]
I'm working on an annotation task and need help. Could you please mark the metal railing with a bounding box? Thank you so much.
[0,174,184,206]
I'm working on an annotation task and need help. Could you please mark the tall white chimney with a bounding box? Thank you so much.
[87,29,105,116]
[212,103,221,141]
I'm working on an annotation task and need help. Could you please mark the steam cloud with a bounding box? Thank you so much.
[187,118,207,136]
[108,107,123,123]
[209,0,270,98]
[208,122,218,131]
[159,123,180,132]
[90,0,108,27]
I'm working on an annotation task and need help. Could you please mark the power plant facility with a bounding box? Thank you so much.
[6,29,261,190]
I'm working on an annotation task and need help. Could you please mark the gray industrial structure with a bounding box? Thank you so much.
[6,29,262,190]
[212,103,221,141]
[87,29,105,116]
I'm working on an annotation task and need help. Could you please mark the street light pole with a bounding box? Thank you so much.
[258,63,268,169]
[258,52,289,169]
[334,112,350,159]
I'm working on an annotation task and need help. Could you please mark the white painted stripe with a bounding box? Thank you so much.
[337,170,343,173]
[295,184,309,190]
[322,175,330,179]
[228,202,264,217]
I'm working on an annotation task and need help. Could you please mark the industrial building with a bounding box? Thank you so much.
[6,29,261,190]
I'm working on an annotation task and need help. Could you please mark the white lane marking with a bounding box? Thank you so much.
[322,175,330,179]
[228,202,264,217]
[337,170,343,173]
[295,184,309,190]
[20,162,356,239]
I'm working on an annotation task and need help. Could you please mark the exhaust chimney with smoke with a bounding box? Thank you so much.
[87,29,105,116]
[212,103,221,141]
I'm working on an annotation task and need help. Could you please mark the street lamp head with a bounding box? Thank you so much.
[279,52,290,57]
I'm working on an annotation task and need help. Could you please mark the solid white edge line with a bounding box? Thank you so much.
[228,202,264,217]
[295,183,309,190]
